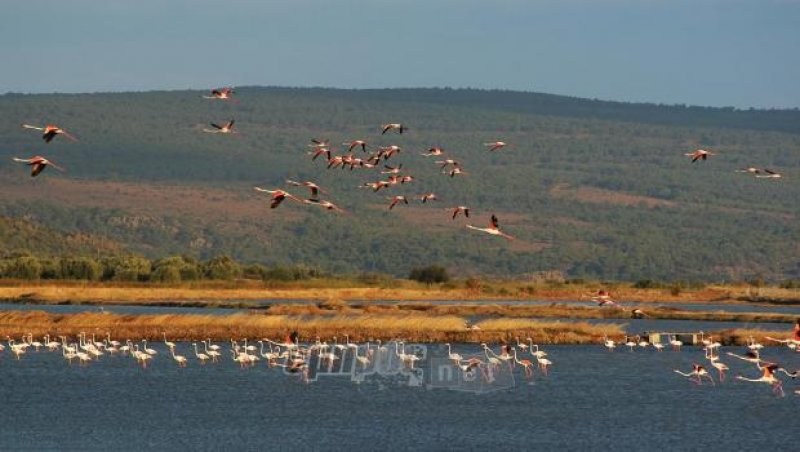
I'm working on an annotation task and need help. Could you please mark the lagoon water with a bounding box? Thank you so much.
[1,343,798,450]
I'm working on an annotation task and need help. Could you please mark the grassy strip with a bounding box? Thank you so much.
[0,280,798,304]
[270,302,799,324]
[0,311,622,344]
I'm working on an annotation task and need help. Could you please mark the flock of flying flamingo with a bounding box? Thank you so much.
[13,86,782,244]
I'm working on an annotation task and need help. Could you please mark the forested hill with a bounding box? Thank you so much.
[0,87,798,281]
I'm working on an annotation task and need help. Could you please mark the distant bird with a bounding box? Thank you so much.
[203,119,236,134]
[451,206,470,219]
[466,214,515,240]
[484,141,507,152]
[286,180,326,199]
[203,87,235,100]
[378,145,401,160]
[736,167,761,174]
[381,123,405,134]
[309,147,332,161]
[421,147,445,157]
[12,156,65,177]
[388,196,409,210]
[361,180,390,192]
[309,139,330,148]
[436,159,459,169]
[303,199,345,213]
[419,193,437,203]
[253,187,302,209]
[685,149,715,163]
[755,169,782,179]
[21,124,77,143]
[381,164,403,175]
[445,167,467,178]
[343,140,368,152]
[399,175,415,184]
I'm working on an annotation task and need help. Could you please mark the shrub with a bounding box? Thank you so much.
[152,265,181,284]
[779,279,800,289]
[60,257,102,281]
[5,256,42,279]
[203,255,242,280]
[408,265,450,285]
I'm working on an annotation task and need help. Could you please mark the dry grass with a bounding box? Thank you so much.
[271,302,799,324]
[0,282,797,305]
[0,311,620,344]
[473,319,622,344]
[713,328,794,346]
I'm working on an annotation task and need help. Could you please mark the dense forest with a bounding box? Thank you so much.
[0,87,798,281]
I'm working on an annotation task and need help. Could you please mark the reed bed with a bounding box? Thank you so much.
[0,311,622,344]
[1,282,797,304]
[272,303,799,324]
[713,328,794,346]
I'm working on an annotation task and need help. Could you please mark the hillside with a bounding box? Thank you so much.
[0,87,798,280]
[0,215,122,257]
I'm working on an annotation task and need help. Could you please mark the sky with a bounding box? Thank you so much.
[1,0,799,108]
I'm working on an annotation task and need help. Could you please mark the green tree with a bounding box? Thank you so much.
[409,265,450,285]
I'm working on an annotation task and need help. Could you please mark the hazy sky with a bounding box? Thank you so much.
[2,0,798,108]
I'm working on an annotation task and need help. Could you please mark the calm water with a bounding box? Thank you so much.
[0,343,797,450]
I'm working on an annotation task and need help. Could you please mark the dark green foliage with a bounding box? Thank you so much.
[59,257,103,281]
[202,255,241,281]
[409,265,450,284]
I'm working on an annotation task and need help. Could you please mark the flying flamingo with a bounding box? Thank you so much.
[309,147,332,161]
[253,187,303,209]
[12,156,65,177]
[418,193,437,203]
[466,214,515,240]
[445,167,467,178]
[736,167,761,174]
[378,145,401,160]
[381,123,405,134]
[343,140,368,152]
[421,147,444,157]
[388,196,409,210]
[309,139,330,148]
[286,180,326,199]
[755,169,782,179]
[685,149,715,162]
[674,364,714,385]
[484,141,507,152]
[361,180,390,192]
[736,363,785,396]
[203,119,236,134]
[381,164,403,175]
[451,206,470,219]
[435,159,459,169]
[21,124,78,143]
[203,87,236,100]
[303,198,345,213]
